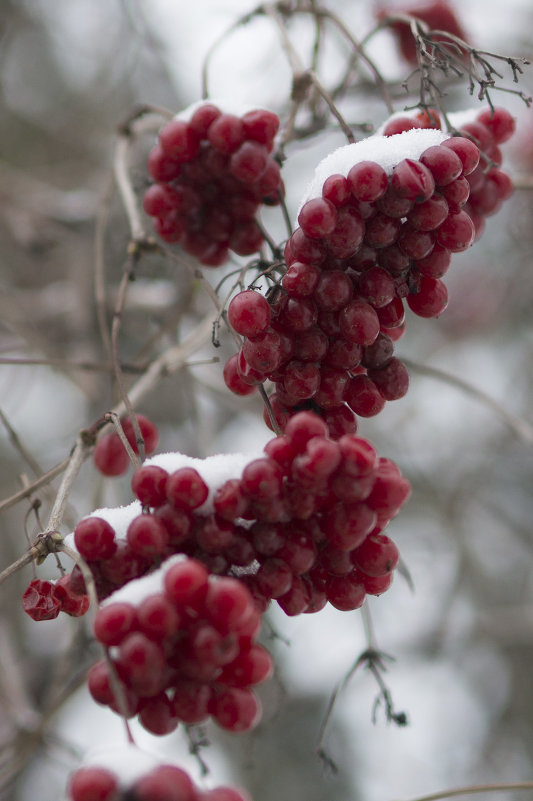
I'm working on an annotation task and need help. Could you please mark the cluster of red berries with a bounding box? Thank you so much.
[69,760,251,801]
[22,575,89,621]
[381,107,515,240]
[224,107,515,435]
[377,0,469,66]
[93,414,159,477]
[67,412,410,618]
[88,557,270,734]
[143,103,284,266]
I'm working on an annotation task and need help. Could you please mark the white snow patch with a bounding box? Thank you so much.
[299,128,448,209]
[101,554,186,607]
[64,449,262,550]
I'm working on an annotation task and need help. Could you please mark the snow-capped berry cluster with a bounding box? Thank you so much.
[381,107,515,241]
[88,556,270,734]
[225,107,515,434]
[93,414,159,477]
[69,759,251,801]
[66,412,409,618]
[22,576,89,621]
[143,103,284,266]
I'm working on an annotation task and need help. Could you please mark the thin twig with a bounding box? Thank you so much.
[110,261,145,465]
[0,407,44,476]
[403,358,533,446]
[394,780,533,801]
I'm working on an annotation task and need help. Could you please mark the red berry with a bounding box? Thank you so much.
[74,517,116,561]
[211,686,261,732]
[159,119,201,162]
[391,159,435,202]
[477,107,515,144]
[436,209,475,252]
[242,109,280,148]
[93,433,129,477]
[420,144,463,186]
[53,575,89,617]
[339,299,380,345]
[347,161,388,202]
[407,275,448,317]
[22,579,61,621]
[368,357,410,401]
[352,532,400,576]
[127,514,169,557]
[207,113,245,154]
[69,766,119,801]
[298,198,337,239]
[228,290,271,337]
[138,693,178,736]
[164,558,210,608]
[133,765,196,801]
[230,142,268,183]
[93,602,137,646]
[382,116,422,136]
[166,467,209,510]
[121,414,159,456]
[442,136,480,176]
[132,465,169,507]
[326,572,366,611]
[344,375,386,417]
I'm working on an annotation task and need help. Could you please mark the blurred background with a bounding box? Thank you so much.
[1,1,533,800]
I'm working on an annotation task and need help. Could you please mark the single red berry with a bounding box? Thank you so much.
[69,766,119,801]
[131,465,169,507]
[74,517,116,561]
[211,686,261,732]
[93,433,129,477]
[166,467,209,509]
[127,514,169,557]
[53,575,90,617]
[347,160,388,202]
[298,198,337,239]
[121,414,159,456]
[352,532,400,576]
[228,290,271,337]
[22,579,61,621]
[93,602,138,646]
[132,765,196,801]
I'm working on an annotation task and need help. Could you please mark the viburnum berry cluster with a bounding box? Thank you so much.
[88,556,270,734]
[15,28,520,792]
[224,107,515,434]
[64,411,409,619]
[69,750,251,801]
[143,102,284,266]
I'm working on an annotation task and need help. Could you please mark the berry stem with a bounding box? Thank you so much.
[110,260,146,466]
[403,358,533,446]
[397,780,533,801]
[265,4,356,144]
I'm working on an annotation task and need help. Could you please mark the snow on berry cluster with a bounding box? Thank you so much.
[143,102,284,266]
[225,107,515,435]
[68,745,251,801]
[88,556,270,734]
[66,411,410,619]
